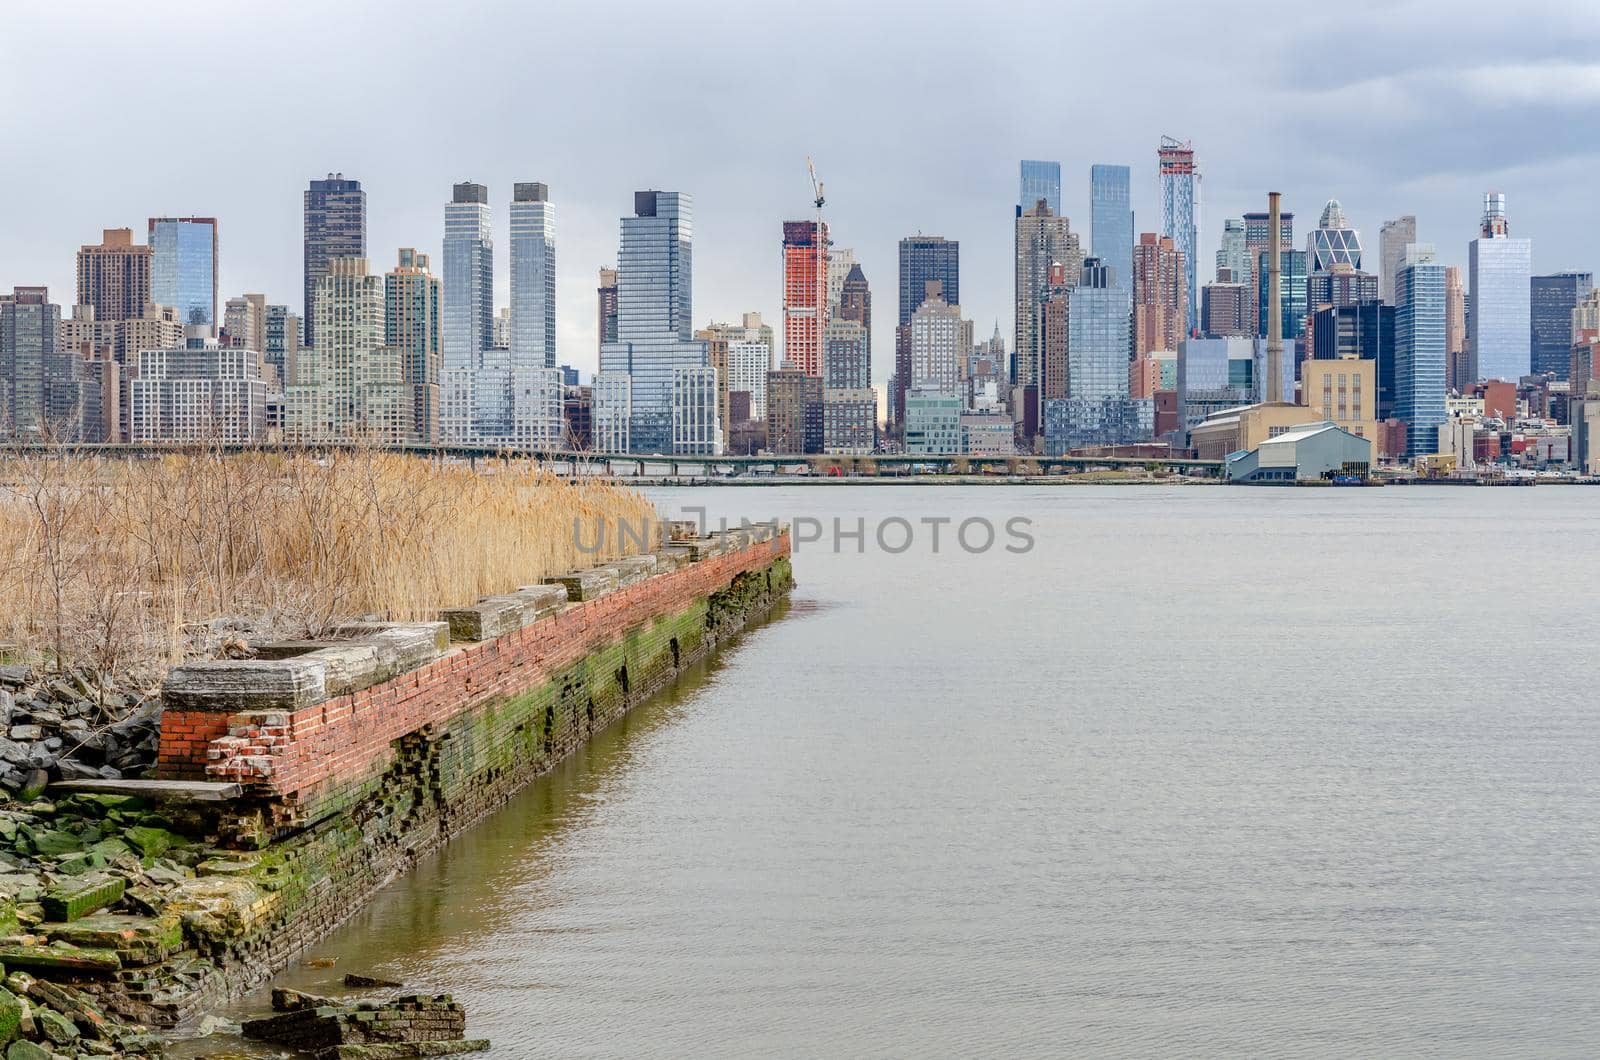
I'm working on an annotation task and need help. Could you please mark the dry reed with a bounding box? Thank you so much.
[0,449,659,683]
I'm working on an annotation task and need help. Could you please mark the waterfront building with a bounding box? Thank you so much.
[597,267,619,357]
[824,317,870,391]
[1014,202,1081,402]
[1306,200,1362,273]
[223,294,266,359]
[1,287,69,440]
[904,386,962,454]
[599,191,714,454]
[1134,233,1185,355]
[149,217,218,329]
[1301,354,1377,444]
[285,257,414,444]
[896,235,959,428]
[1201,281,1250,337]
[129,339,267,443]
[671,365,722,455]
[1019,159,1062,215]
[1531,272,1592,379]
[766,367,822,454]
[591,372,631,452]
[1042,397,1154,455]
[1158,136,1199,335]
[510,183,557,370]
[265,304,300,388]
[1378,215,1417,306]
[1468,193,1532,383]
[1395,244,1448,458]
[76,229,151,324]
[1090,164,1134,296]
[782,220,828,376]
[303,174,366,348]
[823,387,877,455]
[1224,421,1372,482]
[384,248,442,442]
[960,411,1016,456]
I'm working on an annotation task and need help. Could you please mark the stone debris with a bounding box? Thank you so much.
[242,989,487,1059]
[0,669,162,792]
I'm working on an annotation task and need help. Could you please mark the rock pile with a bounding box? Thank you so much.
[0,668,161,796]
[242,988,488,1059]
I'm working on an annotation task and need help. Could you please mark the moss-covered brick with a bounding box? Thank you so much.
[41,875,125,922]
[0,942,120,973]
[47,913,183,965]
[123,826,181,858]
[30,830,82,857]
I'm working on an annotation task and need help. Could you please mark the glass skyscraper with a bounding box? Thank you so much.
[1068,258,1130,400]
[599,191,711,454]
[1530,271,1592,379]
[1090,164,1133,296]
[510,183,557,370]
[302,175,366,348]
[1306,199,1362,273]
[1467,193,1532,383]
[148,217,217,328]
[1158,137,1199,336]
[1019,160,1061,216]
[1395,246,1447,458]
[1258,249,1308,340]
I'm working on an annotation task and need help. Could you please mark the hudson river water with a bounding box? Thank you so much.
[237,485,1600,1057]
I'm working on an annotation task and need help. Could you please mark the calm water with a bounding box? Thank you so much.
[228,486,1600,1057]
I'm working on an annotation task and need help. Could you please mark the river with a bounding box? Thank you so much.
[213,485,1600,1057]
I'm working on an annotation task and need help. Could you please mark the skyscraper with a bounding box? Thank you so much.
[1216,218,1250,283]
[223,293,265,356]
[1306,200,1362,273]
[385,248,442,442]
[76,229,151,324]
[302,174,366,348]
[1090,164,1134,297]
[1014,202,1081,396]
[908,281,962,394]
[1040,263,1072,403]
[1133,232,1185,355]
[1468,193,1532,383]
[0,287,68,439]
[148,217,219,328]
[1395,244,1447,458]
[895,235,959,427]
[510,183,557,370]
[1258,249,1308,341]
[1044,258,1148,454]
[782,220,829,376]
[1444,266,1467,391]
[265,304,300,388]
[1378,215,1417,306]
[1530,271,1592,379]
[442,181,493,440]
[1019,160,1062,216]
[827,247,858,317]
[1158,137,1199,336]
[599,191,711,453]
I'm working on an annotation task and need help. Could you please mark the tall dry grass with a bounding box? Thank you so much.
[0,450,658,683]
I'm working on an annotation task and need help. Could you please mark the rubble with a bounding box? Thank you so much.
[242,989,487,1059]
[0,668,161,793]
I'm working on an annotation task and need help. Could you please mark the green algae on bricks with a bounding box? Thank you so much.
[0,942,120,973]
[0,987,20,1045]
[123,826,182,858]
[41,875,125,922]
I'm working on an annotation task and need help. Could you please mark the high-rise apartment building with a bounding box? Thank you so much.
[130,341,267,443]
[303,174,366,348]
[1216,218,1251,291]
[1,287,68,439]
[1468,193,1532,383]
[1378,215,1417,306]
[76,229,151,324]
[1069,258,1132,402]
[1014,202,1082,395]
[265,305,300,389]
[1444,266,1467,391]
[149,217,218,328]
[1040,263,1072,403]
[441,182,493,440]
[895,235,959,427]
[1258,249,1309,341]
[1090,164,1133,294]
[598,191,712,453]
[510,183,556,370]
[1134,232,1186,355]
[385,248,442,442]
[838,264,871,354]
[697,312,774,426]
[1306,200,1362,273]
[824,317,870,391]
[1395,245,1447,458]
[827,247,858,317]
[223,293,266,357]
[597,267,619,357]
[1530,271,1592,379]
[1158,137,1199,335]
[908,281,962,394]
[782,220,829,376]
[1019,160,1062,216]
[1201,282,1250,338]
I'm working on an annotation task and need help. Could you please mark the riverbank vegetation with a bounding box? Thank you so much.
[0,450,658,682]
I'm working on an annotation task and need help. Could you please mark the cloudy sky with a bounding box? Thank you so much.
[6,0,1598,386]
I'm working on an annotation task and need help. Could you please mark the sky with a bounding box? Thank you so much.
[6,0,1600,388]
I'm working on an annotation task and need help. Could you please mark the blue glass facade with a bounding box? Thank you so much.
[149,218,217,327]
[1159,138,1198,336]
[1257,249,1308,340]
[1090,164,1133,295]
[510,183,557,370]
[443,182,493,374]
[1530,272,1591,379]
[1019,160,1061,216]
[1468,196,1532,383]
[1396,253,1447,458]
[1068,259,1130,401]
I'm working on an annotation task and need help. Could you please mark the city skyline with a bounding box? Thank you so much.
[6,1,1598,389]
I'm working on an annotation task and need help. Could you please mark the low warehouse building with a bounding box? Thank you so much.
[1225,420,1372,483]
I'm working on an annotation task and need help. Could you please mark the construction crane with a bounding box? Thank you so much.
[807,156,825,213]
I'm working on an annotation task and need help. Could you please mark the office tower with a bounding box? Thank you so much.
[1216,218,1250,290]
[1158,137,1199,335]
[782,220,829,376]
[1379,215,1417,306]
[827,247,858,316]
[1444,266,1467,390]
[264,305,300,389]
[149,217,219,328]
[286,258,413,443]
[385,248,442,442]
[599,191,712,453]
[76,229,151,324]
[303,174,366,348]
[1309,301,1395,420]
[1090,164,1133,293]
[1040,263,1072,403]
[223,293,266,356]
[1468,193,1532,383]
[1307,264,1379,310]
[824,317,870,390]
[129,340,268,443]
[1306,200,1362,273]
[510,183,556,369]
[1257,248,1308,341]
[895,235,959,427]
[908,281,962,393]
[1395,244,1447,457]
[0,287,68,439]
[1014,202,1082,394]
[597,267,619,357]
[838,263,871,347]
[1201,281,1250,338]
[1134,232,1185,355]
[1244,209,1295,257]
[1069,258,1132,401]
[1019,160,1062,216]
[1531,272,1592,378]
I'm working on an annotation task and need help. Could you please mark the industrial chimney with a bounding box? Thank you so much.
[1266,191,1283,405]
